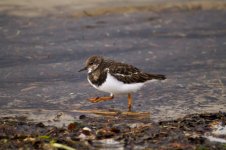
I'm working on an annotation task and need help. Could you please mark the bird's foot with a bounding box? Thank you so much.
[128,106,132,112]
[87,96,114,103]
[87,97,101,103]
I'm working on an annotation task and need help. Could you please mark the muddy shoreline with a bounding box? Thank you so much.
[0,112,226,149]
[1,1,226,149]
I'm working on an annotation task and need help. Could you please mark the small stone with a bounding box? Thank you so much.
[96,128,115,139]
[68,123,77,131]
[78,133,87,139]
[79,115,86,120]
[82,127,92,136]
[110,127,120,133]
[36,122,45,128]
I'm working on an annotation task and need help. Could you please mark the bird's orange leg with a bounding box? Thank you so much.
[88,95,114,103]
[128,93,132,112]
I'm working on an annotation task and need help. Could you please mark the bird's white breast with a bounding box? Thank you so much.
[88,73,144,95]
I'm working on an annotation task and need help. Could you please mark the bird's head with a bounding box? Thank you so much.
[78,56,103,73]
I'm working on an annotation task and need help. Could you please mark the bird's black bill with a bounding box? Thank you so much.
[78,67,87,72]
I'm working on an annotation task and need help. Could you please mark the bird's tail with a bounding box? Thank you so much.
[146,73,166,80]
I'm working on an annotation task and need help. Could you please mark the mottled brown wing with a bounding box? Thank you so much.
[108,63,157,84]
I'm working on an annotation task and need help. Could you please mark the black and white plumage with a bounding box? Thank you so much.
[79,55,166,111]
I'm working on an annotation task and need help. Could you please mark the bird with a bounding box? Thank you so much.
[79,55,166,112]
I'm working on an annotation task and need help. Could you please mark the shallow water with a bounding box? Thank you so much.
[0,10,226,125]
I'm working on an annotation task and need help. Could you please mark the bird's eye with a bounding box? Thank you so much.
[89,62,94,65]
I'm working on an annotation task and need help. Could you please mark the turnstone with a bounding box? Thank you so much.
[79,55,166,111]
